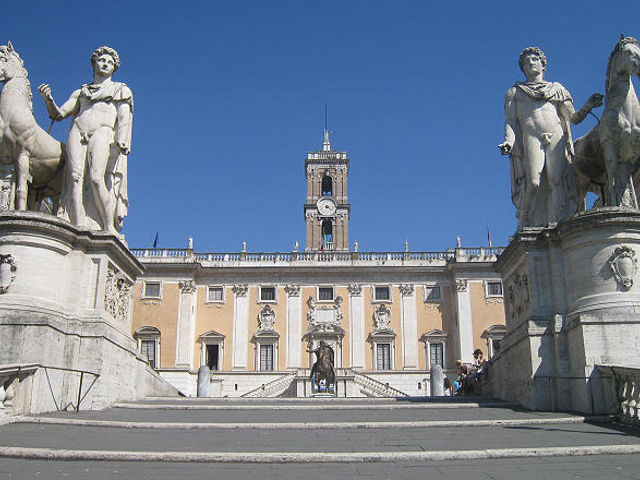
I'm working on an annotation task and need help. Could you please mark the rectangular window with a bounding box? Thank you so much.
[318,286,334,301]
[141,339,156,368]
[430,343,443,368]
[143,282,161,299]
[376,343,391,370]
[486,281,503,297]
[207,286,224,302]
[425,285,442,302]
[260,286,276,302]
[260,344,274,371]
[206,344,219,370]
[374,286,390,301]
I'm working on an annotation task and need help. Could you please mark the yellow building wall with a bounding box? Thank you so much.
[362,286,402,370]
[132,282,179,369]
[469,282,506,355]
[193,285,235,371]
[416,285,453,370]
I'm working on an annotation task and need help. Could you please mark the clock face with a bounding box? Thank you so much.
[317,198,337,216]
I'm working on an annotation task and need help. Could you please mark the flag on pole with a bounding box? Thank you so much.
[487,225,492,248]
[153,232,159,248]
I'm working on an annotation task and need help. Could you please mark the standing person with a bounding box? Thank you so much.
[499,47,602,228]
[38,46,133,233]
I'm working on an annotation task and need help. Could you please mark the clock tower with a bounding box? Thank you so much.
[304,130,350,251]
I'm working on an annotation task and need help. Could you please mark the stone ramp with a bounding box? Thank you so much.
[1,396,640,478]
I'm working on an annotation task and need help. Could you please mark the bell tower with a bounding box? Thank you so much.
[304,130,350,251]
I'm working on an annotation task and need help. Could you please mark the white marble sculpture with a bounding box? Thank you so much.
[499,47,603,228]
[573,36,640,208]
[0,42,64,212]
[39,46,133,234]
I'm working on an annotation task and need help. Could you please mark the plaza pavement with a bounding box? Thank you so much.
[1,396,639,479]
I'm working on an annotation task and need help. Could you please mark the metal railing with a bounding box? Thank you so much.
[0,364,99,414]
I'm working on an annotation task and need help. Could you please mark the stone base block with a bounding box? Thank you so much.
[489,208,640,414]
[0,212,178,414]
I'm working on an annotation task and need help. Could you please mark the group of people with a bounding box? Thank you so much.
[443,349,487,396]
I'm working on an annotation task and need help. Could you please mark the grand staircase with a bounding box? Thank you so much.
[1,395,639,478]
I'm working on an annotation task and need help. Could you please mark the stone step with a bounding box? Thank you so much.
[32,405,588,424]
[1,419,636,455]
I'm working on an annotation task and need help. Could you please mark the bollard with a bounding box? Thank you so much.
[430,364,444,396]
[197,365,211,397]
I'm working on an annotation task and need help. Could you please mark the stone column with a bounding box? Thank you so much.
[454,279,474,364]
[175,280,197,369]
[348,284,365,369]
[399,284,418,369]
[285,285,302,369]
[231,284,249,370]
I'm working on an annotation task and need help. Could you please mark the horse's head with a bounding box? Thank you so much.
[605,36,640,92]
[0,41,28,83]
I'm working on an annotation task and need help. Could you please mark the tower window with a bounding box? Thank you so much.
[322,219,333,248]
[321,176,333,196]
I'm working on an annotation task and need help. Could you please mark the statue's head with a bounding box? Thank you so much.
[91,46,120,72]
[518,47,547,74]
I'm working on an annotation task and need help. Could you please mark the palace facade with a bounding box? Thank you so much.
[130,132,506,397]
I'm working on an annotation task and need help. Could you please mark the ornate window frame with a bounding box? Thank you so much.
[484,280,504,298]
[134,326,161,368]
[316,285,335,303]
[420,329,449,370]
[142,281,162,300]
[371,284,392,304]
[423,283,442,303]
[481,324,507,358]
[258,285,277,304]
[199,330,225,371]
[205,285,225,304]
[368,304,396,371]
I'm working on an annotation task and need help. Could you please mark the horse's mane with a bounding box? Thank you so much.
[605,36,639,93]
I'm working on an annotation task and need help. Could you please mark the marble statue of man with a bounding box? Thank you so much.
[499,47,602,228]
[38,46,133,233]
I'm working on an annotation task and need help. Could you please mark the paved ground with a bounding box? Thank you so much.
[1,397,639,479]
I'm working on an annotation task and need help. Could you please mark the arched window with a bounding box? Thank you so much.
[321,176,333,196]
[322,219,333,249]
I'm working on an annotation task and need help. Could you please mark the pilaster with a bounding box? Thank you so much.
[399,284,418,369]
[348,283,365,369]
[454,279,474,364]
[231,284,249,370]
[285,285,302,369]
[175,280,196,369]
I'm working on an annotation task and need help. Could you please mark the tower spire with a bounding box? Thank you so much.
[323,104,331,151]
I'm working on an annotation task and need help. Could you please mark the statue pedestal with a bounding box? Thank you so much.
[489,208,640,413]
[0,212,176,415]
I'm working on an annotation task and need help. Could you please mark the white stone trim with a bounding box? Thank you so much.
[258,285,277,304]
[199,331,225,371]
[142,280,162,300]
[316,285,335,303]
[421,329,449,370]
[423,283,442,303]
[484,280,504,298]
[232,287,249,369]
[205,285,225,304]
[285,289,302,369]
[134,326,161,369]
[371,284,392,303]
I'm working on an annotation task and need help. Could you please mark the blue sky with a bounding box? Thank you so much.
[5,1,640,252]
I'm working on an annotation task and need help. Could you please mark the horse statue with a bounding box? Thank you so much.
[574,35,640,209]
[309,341,335,394]
[0,42,64,212]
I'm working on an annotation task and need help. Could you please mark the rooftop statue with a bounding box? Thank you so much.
[0,42,64,212]
[499,47,603,228]
[39,46,133,234]
[573,36,640,209]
